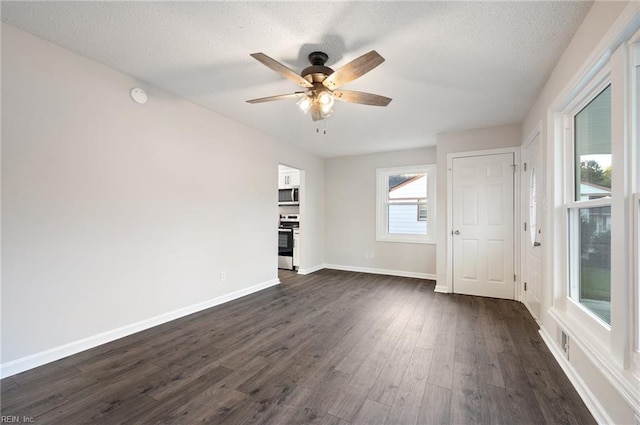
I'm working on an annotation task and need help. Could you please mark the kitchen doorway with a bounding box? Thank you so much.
[278,164,301,274]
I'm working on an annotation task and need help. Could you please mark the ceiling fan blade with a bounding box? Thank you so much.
[310,103,322,121]
[250,53,313,88]
[246,93,303,104]
[333,90,392,106]
[322,50,385,90]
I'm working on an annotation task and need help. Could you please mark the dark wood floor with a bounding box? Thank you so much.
[1,269,595,425]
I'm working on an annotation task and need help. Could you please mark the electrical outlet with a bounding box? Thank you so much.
[363,251,368,259]
[370,252,375,259]
[561,330,569,358]
[220,271,227,283]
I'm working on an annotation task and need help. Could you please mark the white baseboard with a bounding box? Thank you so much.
[0,278,280,379]
[539,327,612,425]
[434,284,450,293]
[323,263,436,280]
[522,301,542,327]
[297,264,325,275]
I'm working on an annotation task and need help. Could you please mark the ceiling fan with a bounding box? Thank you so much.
[246,50,392,121]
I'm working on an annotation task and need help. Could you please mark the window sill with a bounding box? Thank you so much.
[376,236,436,245]
[566,296,611,335]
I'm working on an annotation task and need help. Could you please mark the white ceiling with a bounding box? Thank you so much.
[1,1,592,158]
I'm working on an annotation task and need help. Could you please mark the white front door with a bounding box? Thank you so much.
[522,135,543,318]
[452,153,515,299]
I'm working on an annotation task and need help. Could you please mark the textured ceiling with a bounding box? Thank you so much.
[1,1,592,158]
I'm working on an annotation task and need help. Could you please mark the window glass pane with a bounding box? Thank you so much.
[577,206,611,324]
[387,173,427,235]
[574,85,612,201]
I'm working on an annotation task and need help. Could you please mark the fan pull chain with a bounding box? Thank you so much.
[315,119,329,135]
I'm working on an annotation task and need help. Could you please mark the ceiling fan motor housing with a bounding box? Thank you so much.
[302,51,334,84]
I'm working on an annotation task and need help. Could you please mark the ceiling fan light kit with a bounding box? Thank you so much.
[247,50,391,122]
[296,95,312,114]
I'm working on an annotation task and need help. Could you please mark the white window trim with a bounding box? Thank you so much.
[376,164,436,244]
[564,75,613,331]
[632,38,640,371]
[559,64,614,344]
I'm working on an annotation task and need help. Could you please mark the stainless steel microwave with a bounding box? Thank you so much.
[278,188,299,205]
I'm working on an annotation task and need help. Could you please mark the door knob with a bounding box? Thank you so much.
[534,241,541,247]
[453,230,460,235]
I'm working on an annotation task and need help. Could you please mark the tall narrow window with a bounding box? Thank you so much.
[569,85,612,324]
[376,165,436,243]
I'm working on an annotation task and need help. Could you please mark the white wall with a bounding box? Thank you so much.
[435,123,522,291]
[520,1,638,423]
[523,1,630,137]
[1,24,325,375]
[324,147,437,278]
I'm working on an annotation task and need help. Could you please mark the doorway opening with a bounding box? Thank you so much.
[278,164,301,275]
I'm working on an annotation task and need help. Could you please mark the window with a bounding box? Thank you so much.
[376,165,436,243]
[551,14,640,394]
[567,84,612,325]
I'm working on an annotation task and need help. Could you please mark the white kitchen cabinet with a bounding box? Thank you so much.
[279,171,300,189]
[293,229,300,268]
